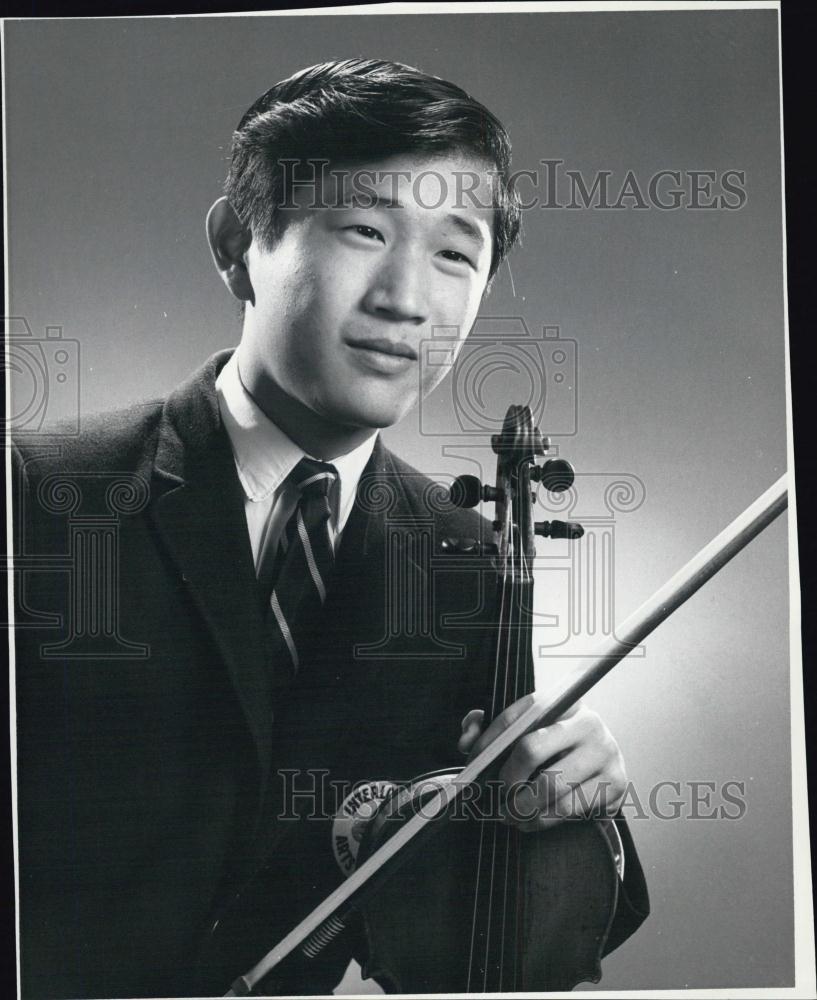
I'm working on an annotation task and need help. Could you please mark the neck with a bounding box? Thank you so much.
[235,347,376,460]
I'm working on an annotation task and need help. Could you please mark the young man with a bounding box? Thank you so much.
[13,59,648,998]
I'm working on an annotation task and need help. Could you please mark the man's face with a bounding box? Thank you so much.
[238,153,495,432]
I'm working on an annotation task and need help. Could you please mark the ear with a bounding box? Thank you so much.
[206,197,255,304]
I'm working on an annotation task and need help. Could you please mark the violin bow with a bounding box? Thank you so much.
[225,472,789,997]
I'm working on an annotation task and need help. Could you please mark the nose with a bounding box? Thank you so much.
[361,248,429,325]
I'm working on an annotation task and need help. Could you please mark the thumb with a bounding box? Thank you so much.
[458,709,485,755]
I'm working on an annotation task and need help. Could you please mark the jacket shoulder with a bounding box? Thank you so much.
[12,399,165,481]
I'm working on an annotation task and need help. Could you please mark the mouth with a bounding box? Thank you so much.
[345,337,418,362]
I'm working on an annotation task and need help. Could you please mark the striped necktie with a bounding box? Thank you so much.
[267,457,338,676]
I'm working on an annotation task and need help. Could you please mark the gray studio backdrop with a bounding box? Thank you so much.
[6,8,792,993]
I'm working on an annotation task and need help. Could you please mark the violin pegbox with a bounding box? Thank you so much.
[444,405,583,566]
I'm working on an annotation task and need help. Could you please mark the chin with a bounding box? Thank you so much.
[348,409,405,431]
[315,385,411,430]
[332,400,411,431]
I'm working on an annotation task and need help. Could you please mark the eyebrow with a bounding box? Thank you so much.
[347,193,487,250]
[445,213,487,249]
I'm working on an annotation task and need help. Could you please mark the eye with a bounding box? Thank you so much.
[439,249,475,268]
[348,224,385,243]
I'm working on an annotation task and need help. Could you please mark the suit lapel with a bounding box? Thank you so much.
[324,439,425,651]
[299,443,437,748]
[149,351,275,799]
[144,362,439,797]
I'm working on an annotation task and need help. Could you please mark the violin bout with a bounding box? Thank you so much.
[355,768,621,994]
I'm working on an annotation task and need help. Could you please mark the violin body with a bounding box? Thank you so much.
[346,407,621,992]
[356,769,621,993]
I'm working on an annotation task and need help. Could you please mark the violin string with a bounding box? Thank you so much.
[487,495,512,732]
[497,515,515,993]
[468,487,514,992]
[510,484,535,991]
[487,488,518,990]
[495,463,535,988]
[508,465,533,988]
[498,510,516,991]
[466,821,486,993]
[471,460,536,992]
[498,822,511,991]
[484,815,500,992]
[497,473,526,991]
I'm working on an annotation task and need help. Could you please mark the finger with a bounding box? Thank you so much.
[468,697,586,763]
[507,752,627,830]
[466,693,538,760]
[458,709,485,755]
[513,776,626,833]
[502,745,598,822]
[498,706,598,787]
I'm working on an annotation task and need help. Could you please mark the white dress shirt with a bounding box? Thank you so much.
[215,352,378,576]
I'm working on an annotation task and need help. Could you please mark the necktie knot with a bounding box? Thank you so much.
[291,457,338,503]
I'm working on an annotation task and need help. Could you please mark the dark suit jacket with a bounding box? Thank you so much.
[13,351,648,999]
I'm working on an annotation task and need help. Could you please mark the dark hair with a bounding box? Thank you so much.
[225,58,521,279]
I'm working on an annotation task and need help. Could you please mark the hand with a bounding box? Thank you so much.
[458,700,627,832]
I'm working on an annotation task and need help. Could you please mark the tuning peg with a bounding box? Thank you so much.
[440,537,499,555]
[448,475,504,509]
[534,520,584,540]
[531,459,575,493]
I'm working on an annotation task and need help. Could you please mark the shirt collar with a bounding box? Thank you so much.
[215,351,377,530]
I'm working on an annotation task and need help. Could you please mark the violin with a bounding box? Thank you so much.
[349,403,621,992]
[224,405,788,997]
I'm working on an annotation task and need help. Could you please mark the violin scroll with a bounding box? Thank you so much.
[446,405,583,547]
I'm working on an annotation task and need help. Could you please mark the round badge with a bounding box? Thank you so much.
[332,780,399,877]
